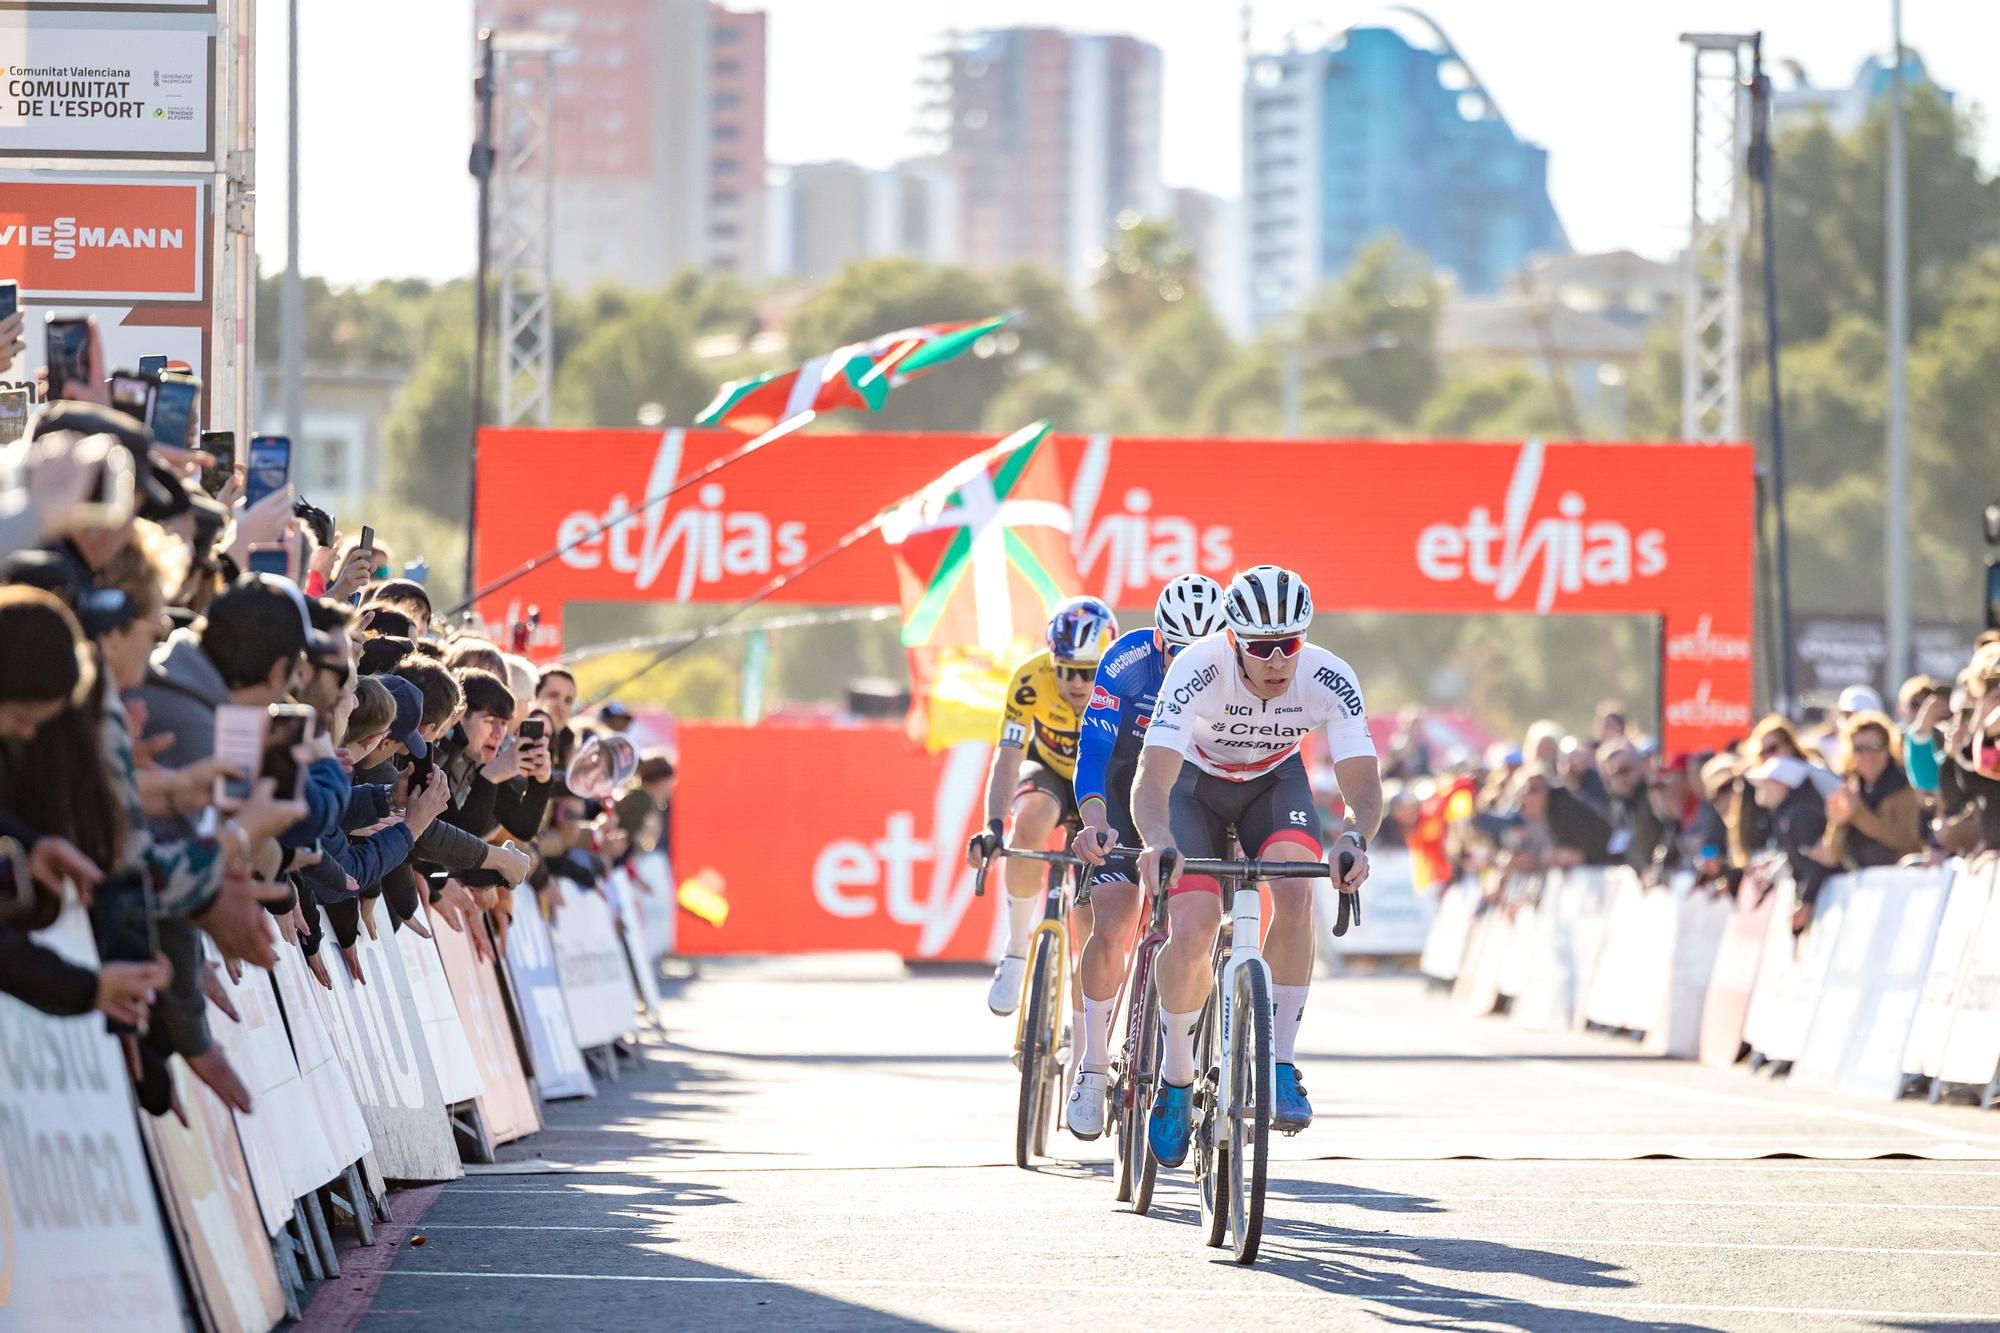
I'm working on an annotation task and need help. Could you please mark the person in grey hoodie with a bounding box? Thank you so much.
[127,574,331,1073]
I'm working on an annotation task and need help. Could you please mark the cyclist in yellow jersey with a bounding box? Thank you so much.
[966,596,1119,1015]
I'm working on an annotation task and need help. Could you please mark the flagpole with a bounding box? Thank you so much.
[581,422,1052,707]
[443,409,817,619]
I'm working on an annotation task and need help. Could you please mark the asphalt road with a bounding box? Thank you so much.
[318,958,2000,1332]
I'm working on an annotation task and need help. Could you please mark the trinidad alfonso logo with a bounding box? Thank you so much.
[1414,439,1667,612]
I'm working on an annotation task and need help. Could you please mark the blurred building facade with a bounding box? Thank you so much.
[472,0,766,289]
[920,26,1167,289]
[765,159,960,281]
[1244,19,1565,329]
[1771,50,1951,137]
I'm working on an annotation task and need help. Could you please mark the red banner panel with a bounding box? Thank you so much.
[671,723,998,960]
[476,431,1754,753]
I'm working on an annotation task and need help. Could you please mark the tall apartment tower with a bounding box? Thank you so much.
[474,0,766,289]
[924,27,1166,289]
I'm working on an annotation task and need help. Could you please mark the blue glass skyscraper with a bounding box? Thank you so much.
[1245,16,1566,327]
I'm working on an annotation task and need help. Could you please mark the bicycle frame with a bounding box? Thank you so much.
[1116,882,1170,1112]
[1213,876,1272,1145]
[1002,850,1080,1052]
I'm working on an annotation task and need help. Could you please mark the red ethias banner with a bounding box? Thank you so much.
[671,723,998,961]
[476,432,1753,753]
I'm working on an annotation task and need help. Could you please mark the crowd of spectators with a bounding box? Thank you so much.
[1372,655,2000,933]
[0,310,676,1119]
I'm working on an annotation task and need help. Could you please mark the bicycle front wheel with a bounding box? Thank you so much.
[1120,943,1162,1212]
[1015,931,1061,1170]
[1227,962,1273,1264]
[1195,986,1228,1248]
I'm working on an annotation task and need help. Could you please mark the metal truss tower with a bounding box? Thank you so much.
[492,35,563,426]
[1680,34,1754,442]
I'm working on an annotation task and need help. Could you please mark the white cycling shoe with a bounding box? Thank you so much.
[986,955,1027,1015]
[1067,1069,1110,1141]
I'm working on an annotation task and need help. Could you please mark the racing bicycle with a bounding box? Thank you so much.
[1162,849,1359,1265]
[975,846,1087,1169]
[1101,846,1168,1212]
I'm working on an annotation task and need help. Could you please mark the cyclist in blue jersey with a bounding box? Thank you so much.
[1062,575,1228,1140]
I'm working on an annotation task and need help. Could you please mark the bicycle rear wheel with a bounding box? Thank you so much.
[1015,931,1060,1169]
[1194,986,1228,1248]
[1227,962,1273,1263]
[1120,943,1162,1212]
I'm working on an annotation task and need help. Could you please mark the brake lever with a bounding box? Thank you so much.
[1332,849,1362,937]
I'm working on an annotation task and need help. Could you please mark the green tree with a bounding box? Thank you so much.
[1294,237,1441,426]
[1418,363,1568,438]
[1092,214,1198,341]
[552,296,711,428]
[381,323,474,524]
[1132,296,1237,428]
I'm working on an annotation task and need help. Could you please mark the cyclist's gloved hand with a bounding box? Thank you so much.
[966,819,1005,868]
[1075,824,1115,865]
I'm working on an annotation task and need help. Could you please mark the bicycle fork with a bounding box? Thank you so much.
[1215,884,1274,1129]
[1012,869,1072,1052]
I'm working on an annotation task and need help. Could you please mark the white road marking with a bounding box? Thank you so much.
[382,1269,2000,1319]
[1292,1190,2000,1211]
[411,1222,2000,1258]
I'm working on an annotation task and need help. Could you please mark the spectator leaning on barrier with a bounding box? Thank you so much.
[1814,710,1923,871]
[1935,655,2000,855]
[1599,741,1668,872]
[1746,754,1830,931]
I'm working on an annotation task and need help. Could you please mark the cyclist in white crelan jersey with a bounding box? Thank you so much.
[1132,564,1382,1168]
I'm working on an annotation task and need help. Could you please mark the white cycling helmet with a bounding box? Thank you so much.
[1153,574,1227,648]
[1223,564,1313,637]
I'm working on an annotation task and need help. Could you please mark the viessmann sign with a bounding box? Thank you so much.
[0,175,204,299]
[475,430,1754,753]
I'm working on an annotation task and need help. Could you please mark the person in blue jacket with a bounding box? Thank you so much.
[1062,574,1227,1140]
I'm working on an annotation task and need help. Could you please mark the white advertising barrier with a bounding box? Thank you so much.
[395,909,486,1106]
[138,1058,288,1333]
[1317,848,1436,958]
[1905,860,1994,1081]
[1450,899,1506,1017]
[309,904,462,1182]
[1743,871,1845,1065]
[1496,899,1540,1002]
[609,871,666,1020]
[549,879,644,1050]
[1581,869,1664,1031]
[1643,876,1733,1058]
[267,937,371,1169]
[1509,881,1565,1030]
[1560,870,1615,1032]
[0,902,184,1333]
[1417,880,1476,984]
[1936,859,2000,1088]
[201,959,312,1235]
[430,903,542,1147]
[504,884,596,1100]
[628,851,678,962]
[1792,865,1953,1099]
[1698,868,1783,1066]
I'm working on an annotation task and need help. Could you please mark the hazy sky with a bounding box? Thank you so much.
[256,1,2000,287]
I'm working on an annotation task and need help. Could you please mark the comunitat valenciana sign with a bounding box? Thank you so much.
[475,430,1754,755]
[0,9,217,160]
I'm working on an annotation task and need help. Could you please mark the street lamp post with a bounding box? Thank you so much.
[1885,0,1911,686]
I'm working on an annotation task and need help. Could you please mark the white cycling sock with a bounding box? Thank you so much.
[1273,983,1309,1065]
[1160,1004,1203,1085]
[1003,891,1038,956]
[1081,994,1117,1074]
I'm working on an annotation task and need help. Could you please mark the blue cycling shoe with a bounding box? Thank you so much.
[1148,1081,1194,1167]
[1274,1062,1314,1133]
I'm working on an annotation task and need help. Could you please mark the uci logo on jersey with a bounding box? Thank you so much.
[1223,704,1252,717]
[1088,685,1119,713]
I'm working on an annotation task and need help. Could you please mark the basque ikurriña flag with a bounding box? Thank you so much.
[695,315,1010,433]
[881,422,1081,750]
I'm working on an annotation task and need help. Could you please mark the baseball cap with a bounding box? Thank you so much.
[1746,755,1811,790]
[378,674,430,759]
[1838,684,1885,715]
